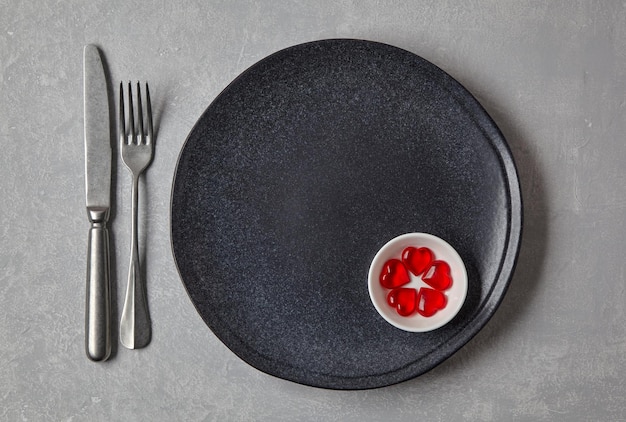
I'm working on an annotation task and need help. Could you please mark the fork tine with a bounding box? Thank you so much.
[119,82,126,145]
[145,83,153,145]
[136,82,144,144]
[127,81,135,144]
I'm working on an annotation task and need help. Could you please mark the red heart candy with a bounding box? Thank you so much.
[402,246,434,276]
[422,260,453,290]
[387,288,418,316]
[416,288,447,317]
[379,259,410,289]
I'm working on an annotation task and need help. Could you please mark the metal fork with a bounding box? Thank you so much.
[119,81,154,349]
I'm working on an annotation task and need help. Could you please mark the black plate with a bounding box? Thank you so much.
[171,39,522,389]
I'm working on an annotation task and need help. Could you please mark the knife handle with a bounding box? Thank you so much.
[85,211,111,362]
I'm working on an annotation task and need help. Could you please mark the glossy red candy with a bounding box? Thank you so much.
[379,259,410,289]
[387,288,418,316]
[416,288,447,317]
[422,260,453,290]
[379,246,454,318]
[402,246,433,276]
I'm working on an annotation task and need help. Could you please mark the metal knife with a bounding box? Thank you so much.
[83,44,111,362]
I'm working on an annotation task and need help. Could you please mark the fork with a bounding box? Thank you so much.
[119,81,154,349]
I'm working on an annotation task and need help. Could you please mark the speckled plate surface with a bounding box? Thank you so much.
[170,39,522,390]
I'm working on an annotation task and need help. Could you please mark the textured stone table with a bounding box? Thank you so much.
[1,1,625,420]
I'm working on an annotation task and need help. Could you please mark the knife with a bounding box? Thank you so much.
[83,44,111,362]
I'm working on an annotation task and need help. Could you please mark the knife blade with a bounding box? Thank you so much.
[83,44,111,362]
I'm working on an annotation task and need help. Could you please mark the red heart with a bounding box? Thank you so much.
[402,246,433,276]
[379,259,410,289]
[387,288,417,316]
[422,260,453,290]
[416,288,447,317]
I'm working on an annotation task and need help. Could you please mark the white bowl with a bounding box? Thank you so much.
[368,233,468,332]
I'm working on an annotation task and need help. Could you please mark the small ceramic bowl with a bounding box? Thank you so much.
[368,233,468,332]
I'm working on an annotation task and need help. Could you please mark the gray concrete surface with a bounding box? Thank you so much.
[1,1,626,420]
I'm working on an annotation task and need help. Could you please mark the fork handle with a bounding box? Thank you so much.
[85,216,111,361]
[120,176,151,349]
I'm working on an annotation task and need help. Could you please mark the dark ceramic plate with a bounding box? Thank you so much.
[171,39,522,390]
